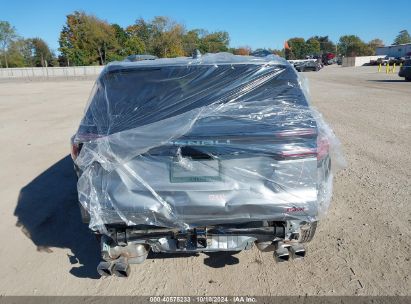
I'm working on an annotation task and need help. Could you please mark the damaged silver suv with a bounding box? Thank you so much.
[71,53,343,277]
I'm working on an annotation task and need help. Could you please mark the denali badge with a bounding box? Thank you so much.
[286,207,305,213]
[171,139,231,146]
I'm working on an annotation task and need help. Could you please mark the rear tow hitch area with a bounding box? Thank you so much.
[97,235,149,278]
[95,223,307,277]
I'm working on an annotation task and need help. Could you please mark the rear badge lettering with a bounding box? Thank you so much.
[286,207,305,213]
[172,140,231,146]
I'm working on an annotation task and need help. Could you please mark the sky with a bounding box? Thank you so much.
[1,0,410,52]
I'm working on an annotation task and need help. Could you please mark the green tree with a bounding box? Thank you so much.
[368,38,384,48]
[0,21,18,68]
[284,48,294,60]
[287,38,306,59]
[59,11,119,65]
[3,38,57,67]
[126,17,186,57]
[393,30,411,45]
[306,38,321,55]
[17,39,33,66]
[123,36,145,56]
[112,24,127,47]
[125,18,150,52]
[199,31,230,53]
[59,12,90,66]
[111,24,127,57]
[149,17,185,58]
[182,28,230,55]
[233,46,251,55]
[367,38,384,55]
[286,37,321,58]
[30,38,55,67]
[60,14,233,61]
[110,23,145,59]
[4,40,26,67]
[310,36,336,53]
[182,29,201,55]
[83,14,119,64]
[338,35,373,56]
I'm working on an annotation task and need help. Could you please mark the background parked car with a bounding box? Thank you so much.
[393,57,405,65]
[376,56,398,66]
[294,60,322,72]
[322,53,336,65]
[398,59,411,81]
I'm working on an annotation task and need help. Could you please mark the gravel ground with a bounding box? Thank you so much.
[0,65,409,296]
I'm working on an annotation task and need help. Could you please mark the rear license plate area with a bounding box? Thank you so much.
[170,158,221,183]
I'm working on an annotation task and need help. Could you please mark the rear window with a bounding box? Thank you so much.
[80,64,309,135]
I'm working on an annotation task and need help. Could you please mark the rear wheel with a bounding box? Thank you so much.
[298,221,318,243]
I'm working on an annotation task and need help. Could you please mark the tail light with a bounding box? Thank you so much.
[71,142,80,160]
[70,132,101,160]
[275,129,316,138]
[276,129,329,160]
[317,135,329,161]
[280,148,317,158]
[278,128,317,159]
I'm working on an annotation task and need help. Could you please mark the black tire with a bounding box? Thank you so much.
[298,221,318,243]
[405,76,411,82]
[79,203,91,224]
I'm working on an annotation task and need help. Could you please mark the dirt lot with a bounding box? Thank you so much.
[0,66,409,296]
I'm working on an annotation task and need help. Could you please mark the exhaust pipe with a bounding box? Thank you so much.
[128,244,149,264]
[256,241,274,252]
[113,258,131,278]
[97,261,114,277]
[274,242,290,262]
[289,244,306,260]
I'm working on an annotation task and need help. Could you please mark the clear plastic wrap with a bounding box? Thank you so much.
[73,53,345,233]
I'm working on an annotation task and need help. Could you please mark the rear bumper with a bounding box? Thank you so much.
[100,220,313,256]
[94,199,319,228]
[94,221,317,276]
[126,225,286,253]
[96,220,313,276]
[78,156,323,230]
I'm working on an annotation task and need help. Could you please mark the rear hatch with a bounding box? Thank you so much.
[76,60,321,228]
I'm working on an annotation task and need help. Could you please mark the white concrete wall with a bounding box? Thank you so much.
[342,56,385,67]
[355,56,385,66]
[0,66,104,79]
